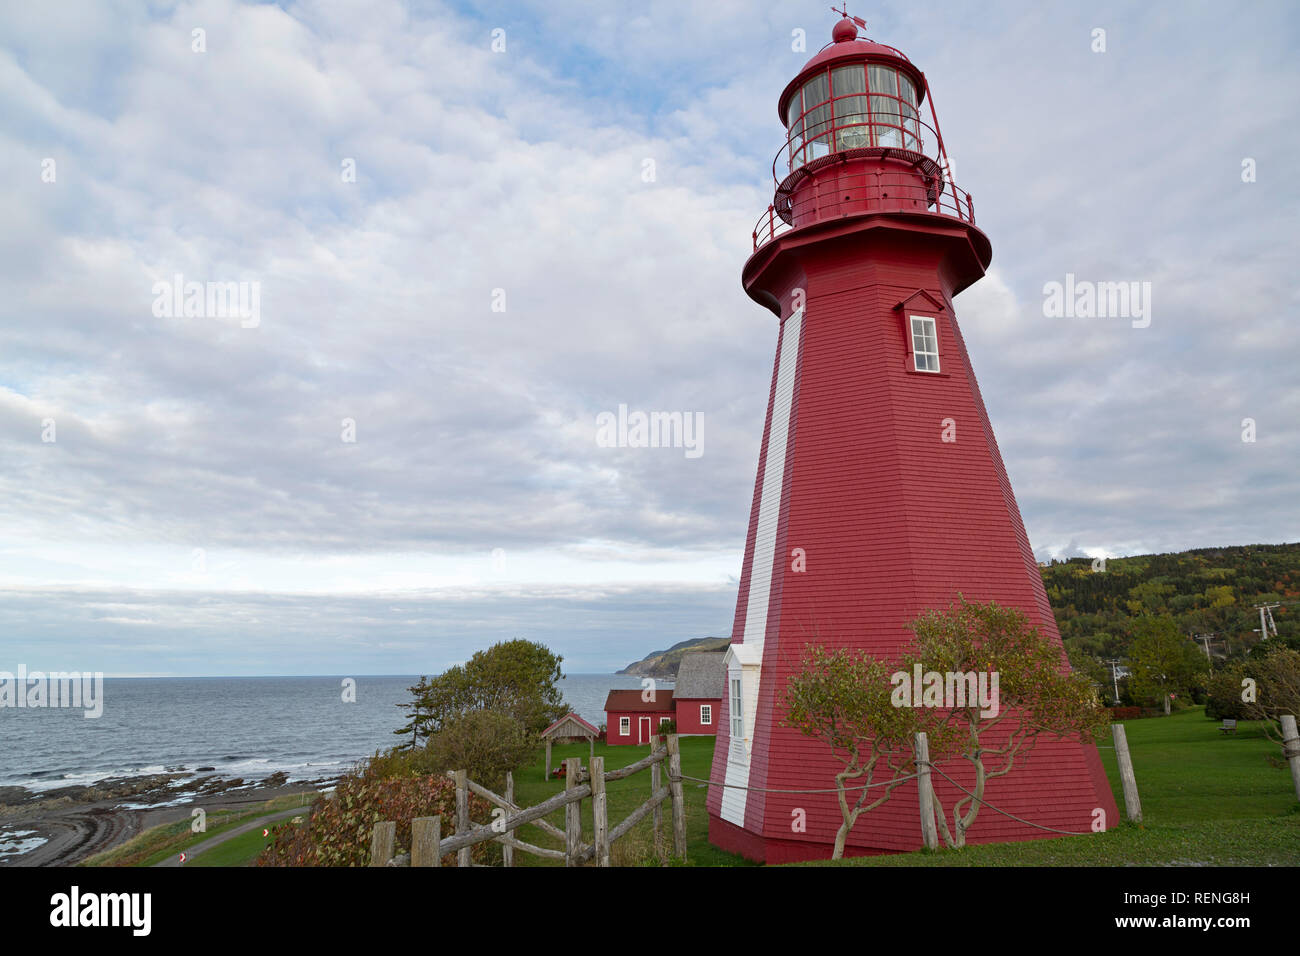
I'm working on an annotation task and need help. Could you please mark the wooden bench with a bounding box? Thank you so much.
[1220,719,1237,734]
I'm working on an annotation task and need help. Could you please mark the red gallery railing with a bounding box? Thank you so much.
[751,173,976,252]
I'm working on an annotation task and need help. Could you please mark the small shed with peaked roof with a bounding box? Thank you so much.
[540,711,601,780]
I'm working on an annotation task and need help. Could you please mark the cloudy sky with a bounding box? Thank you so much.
[2,0,1297,676]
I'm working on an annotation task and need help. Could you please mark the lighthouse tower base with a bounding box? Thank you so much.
[708,815,896,864]
[708,739,1117,864]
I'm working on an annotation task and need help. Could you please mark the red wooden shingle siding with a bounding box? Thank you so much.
[604,690,675,746]
[711,234,1118,857]
[673,698,721,735]
[605,710,669,745]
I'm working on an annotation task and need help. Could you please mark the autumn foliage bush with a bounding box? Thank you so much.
[258,764,491,867]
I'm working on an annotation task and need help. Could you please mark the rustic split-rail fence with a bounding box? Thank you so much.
[370,735,688,867]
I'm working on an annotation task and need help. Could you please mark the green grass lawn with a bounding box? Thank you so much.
[186,820,296,867]
[795,817,1299,866]
[1096,708,1295,822]
[801,707,1300,867]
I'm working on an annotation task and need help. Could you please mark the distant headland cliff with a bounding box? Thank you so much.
[616,637,730,679]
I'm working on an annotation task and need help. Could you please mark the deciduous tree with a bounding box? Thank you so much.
[1127,615,1204,715]
[426,709,537,790]
[905,598,1109,849]
[1240,644,1300,745]
[400,639,568,741]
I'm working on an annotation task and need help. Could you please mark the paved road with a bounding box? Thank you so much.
[154,807,304,867]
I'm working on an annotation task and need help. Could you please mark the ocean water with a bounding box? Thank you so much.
[0,673,652,793]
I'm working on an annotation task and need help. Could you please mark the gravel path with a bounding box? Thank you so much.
[153,806,305,867]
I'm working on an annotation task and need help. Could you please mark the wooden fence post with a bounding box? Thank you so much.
[411,815,441,867]
[666,734,687,860]
[564,757,581,867]
[544,739,552,782]
[1112,724,1142,823]
[503,771,515,867]
[1280,715,1300,802]
[369,820,395,867]
[651,737,665,863]
[915,731,939,850]
[455,769,471,867]
[591,756,610,867]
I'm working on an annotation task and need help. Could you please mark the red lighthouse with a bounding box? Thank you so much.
[707,14,1118,862]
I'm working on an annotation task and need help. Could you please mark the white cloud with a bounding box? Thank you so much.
[0,0,1297,672]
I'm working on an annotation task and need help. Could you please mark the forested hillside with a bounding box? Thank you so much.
[1041,543,1300,679]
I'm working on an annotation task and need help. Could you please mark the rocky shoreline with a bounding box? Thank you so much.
[0,770,336,867]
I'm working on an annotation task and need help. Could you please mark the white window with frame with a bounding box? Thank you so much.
[619,716,630,736]
[729,677,745,760]
[700,704,712,725]
[910,315,940,372]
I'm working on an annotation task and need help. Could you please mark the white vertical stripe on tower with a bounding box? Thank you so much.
[741,308,802,647]
[720,308,802,829]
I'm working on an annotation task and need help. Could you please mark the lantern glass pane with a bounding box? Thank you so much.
[806,105,832,158]
[802,71,830,110]
[800,72,831,160]
[831,65,868,149]
[832,64,866,97]
[837,95,870,148]
[871,94,902,147]
[898,74,917,105]
[900,101,921,150]
[868,64,898,94]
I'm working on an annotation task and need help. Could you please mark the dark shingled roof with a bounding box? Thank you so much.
[604,689,675,713]
[674,652,725,700]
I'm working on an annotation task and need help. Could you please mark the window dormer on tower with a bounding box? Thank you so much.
[893,290,948,375]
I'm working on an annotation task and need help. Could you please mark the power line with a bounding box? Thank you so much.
[1192,633,1220,660]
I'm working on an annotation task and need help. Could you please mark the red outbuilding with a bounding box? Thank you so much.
[604,651,725,744]
[706,15,1119,863]
[670,652,725,735]
[603,689,675,746]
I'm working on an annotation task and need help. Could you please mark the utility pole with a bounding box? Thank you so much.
[1254,603,1280,639]
[1104,658,1122,705]
[1193,633,1216,662]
